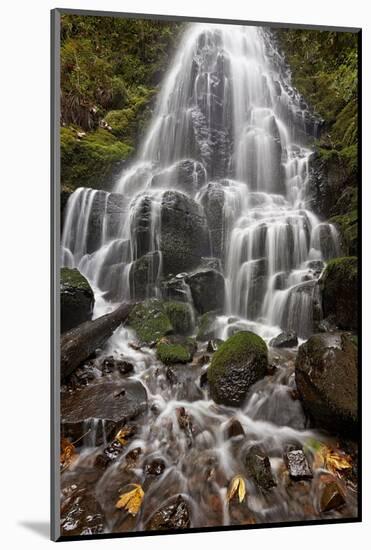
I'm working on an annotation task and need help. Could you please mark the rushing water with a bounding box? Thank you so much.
[60,24,355,533]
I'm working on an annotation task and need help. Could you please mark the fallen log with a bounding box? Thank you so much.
[60,303,134,380]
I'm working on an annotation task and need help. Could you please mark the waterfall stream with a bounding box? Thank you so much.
[60,24,355,534]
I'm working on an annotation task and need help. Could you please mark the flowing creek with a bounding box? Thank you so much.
[60,23,357,534]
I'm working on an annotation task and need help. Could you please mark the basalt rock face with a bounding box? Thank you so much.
[320,257,358,330]
[151,159,206,196]
[186,269,225,314]
[61,268,95,333]
[200,181,226,258]
[295,332,358,435]
[207,331,268,406]
[160,190,209,276]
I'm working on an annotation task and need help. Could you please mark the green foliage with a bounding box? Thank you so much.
[60,15,182,190]
[163,301,193,335]
[61,126,133,190]
[207,331,268,386]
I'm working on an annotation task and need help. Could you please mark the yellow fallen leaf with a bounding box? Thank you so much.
[60,437,77,471]
[325,451,352,472]
[116,484,144,515]
[227,475,246,503]
[115,427,132,446]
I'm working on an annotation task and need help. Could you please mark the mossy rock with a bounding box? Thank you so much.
[163,301,193,335]
[207,331,268,406]
[156,337,196,365]
[61,268,95,333]
[127,299,173,345]
[196,310,220,341]
[320,257,358,330]
[329,210,358,256]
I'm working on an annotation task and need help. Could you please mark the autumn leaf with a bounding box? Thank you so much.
[60,437,77,471]
[115,427,132,446]
[116,484,144,515]
[227,475,246,503]
[325,451,352,472]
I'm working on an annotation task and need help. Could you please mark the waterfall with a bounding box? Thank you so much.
[61,23,340,339]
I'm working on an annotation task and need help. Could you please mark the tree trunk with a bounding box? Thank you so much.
[60,303,134,380]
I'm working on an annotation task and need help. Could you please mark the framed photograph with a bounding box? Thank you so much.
[51,8,361,541]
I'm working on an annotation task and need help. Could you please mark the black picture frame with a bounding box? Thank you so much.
[51,8,362,542]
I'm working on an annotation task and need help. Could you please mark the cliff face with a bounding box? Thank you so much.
[276,29,359,256]
[60,15,183,193]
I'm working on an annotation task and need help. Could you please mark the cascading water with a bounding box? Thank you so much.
[60,24,355,534]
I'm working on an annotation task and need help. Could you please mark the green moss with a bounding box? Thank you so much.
[163,301,193,335]
[127,299,173,345]
[329,210,358,255]
[207,331,267,387]
[60,267,92,291]
[61,126,133,190]
[156,341,192,365]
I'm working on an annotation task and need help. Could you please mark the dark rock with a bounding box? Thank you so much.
[151,159,206,195]
[320,257,358,330]
[129,251,161,300]
[320,480,345,512]
[196,353,210,366]
[61,380,147,445]
[245,448,276,491]
[101,356,134,376]
[144,458,166,476]
[225,418,244,439]
[295,332,358,435]
[125,447,142,467]
[269,331,298,348]
[285,450,312,480]
[200,257,222,271]
[146,495,191,531]
[95,426,136,470]
[61,268,95,333]
[160,190,209,275]
[200,182,225,258]
[187,269,225,314]
[161,276,189,302]
[200,370,208,388]
[207,331,268,406]
[196,310,220,341]
[61,486,104,536]
[176,407,195,446]
[207,339,223,353]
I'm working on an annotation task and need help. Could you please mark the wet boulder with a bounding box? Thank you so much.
[320,257,358,330]
[160,190,209,275]
[225,418,244,439]
[200,181,225,258]
[245,447,276,491]
[320,479,345,512]
[207,331,268,406]
[285,450,312,480]
[186,269,225,314]
[156,337,196,365]
[196,310,220,341]
[61,380,147,445]
[295,332,358,435]
[151,159,206,195]
[269,331,298,348]
[145,495,191,530]
[129,251,161,300]
[144,458,166,477]
[61,486,105,536]
[61,268,95,333]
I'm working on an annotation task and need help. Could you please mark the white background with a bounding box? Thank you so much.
[0,0,368,547]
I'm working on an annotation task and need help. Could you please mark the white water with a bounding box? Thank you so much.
[60,25,354,532]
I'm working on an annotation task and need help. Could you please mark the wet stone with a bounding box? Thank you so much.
[245,448,276,491]
[320,480,345,512]
[61,487,105,536]
[144,458,166,476]
[200,369,208,388]
[286,450,313,480]
[207,339,222,353]
[225,418,245,439]
[269,331,298,348]
[124,447,142,468]
[146,495,191,531]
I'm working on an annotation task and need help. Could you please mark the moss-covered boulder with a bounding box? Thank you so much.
[207,331,268,406]
[156,337,196,365]
[127,299,193,345]
[320,256,358,330]
[61,268,95,333]
[295,332,358,435]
